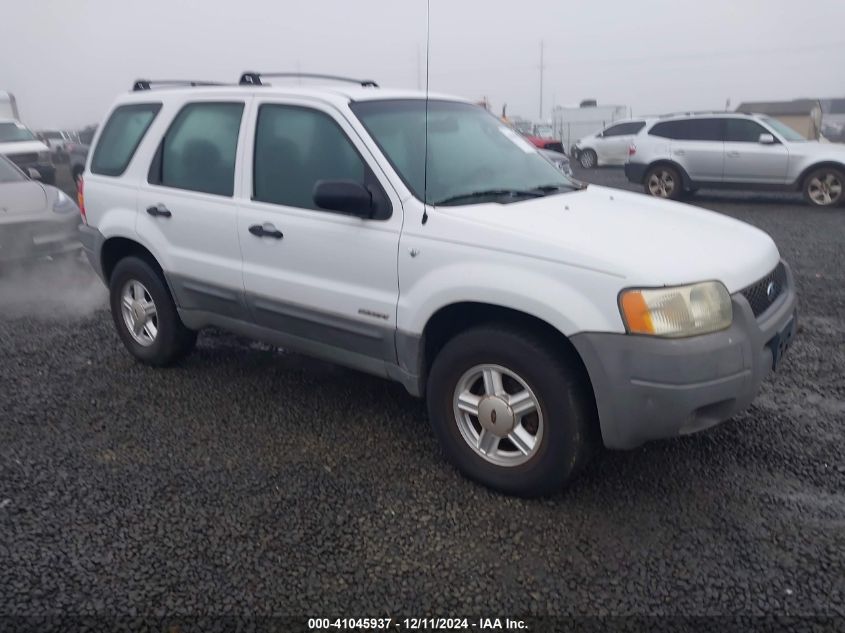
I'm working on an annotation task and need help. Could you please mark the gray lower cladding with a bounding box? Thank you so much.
[78,224,106,279]
[168,273,425,397]
[571,261,798,450]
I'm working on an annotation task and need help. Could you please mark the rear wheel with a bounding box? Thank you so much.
[426,325,597,497]
[109,256,196,366]
[644,164,683,200]
[579,149,597,169]
[803,167,844,207]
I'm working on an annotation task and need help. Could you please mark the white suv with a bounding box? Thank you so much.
[626,112,845,207]
[572,119,652,168]
[78,74,798,496]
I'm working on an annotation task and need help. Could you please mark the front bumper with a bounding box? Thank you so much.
[571,262,798,449]
[624,162,647,184]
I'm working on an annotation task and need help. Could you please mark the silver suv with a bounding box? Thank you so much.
[625,112,845,207]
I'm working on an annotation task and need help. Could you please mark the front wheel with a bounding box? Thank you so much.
[426,325,597,497]
[644,164,683,200]
[109,256,197,366]
[803,167,844,207]
[579,149,597,169]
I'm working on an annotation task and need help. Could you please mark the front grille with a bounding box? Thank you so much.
[8,152,39,167]
[741,262,787,318]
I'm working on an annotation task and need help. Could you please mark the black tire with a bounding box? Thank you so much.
[109,256,196,366]
[579,149,597,169]
[802,166,845,208]
[643,164,683,200]
[426,325,598,497]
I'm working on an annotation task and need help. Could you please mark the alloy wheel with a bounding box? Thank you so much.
[807,172,842,206]
[452,364,544,467]
[647,170,676,197]
[121,279,158,346]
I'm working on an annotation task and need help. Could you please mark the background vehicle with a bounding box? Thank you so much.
[38,129,80,163]
[626,112,845,207]
[80,77,795,497]
[0,154,81,263]
[572,118,651,168]
[524,134,564,153]
[553,101,630,159]
[0,118,55,184]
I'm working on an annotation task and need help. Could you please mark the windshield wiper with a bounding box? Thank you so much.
[433,189,546,206]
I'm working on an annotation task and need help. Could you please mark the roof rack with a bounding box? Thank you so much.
[239,72,378,88]
[132,79,227,91]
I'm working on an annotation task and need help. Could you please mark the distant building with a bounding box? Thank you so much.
[735,99,823,140]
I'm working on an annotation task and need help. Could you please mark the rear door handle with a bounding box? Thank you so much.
[146,204,172,218]
[726,151,741,158]
[249,223,284,239]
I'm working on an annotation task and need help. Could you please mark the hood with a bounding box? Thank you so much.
[0,140,50,155]
[785,139,845,158]
[437,186,780,292]
[0,180,48,215]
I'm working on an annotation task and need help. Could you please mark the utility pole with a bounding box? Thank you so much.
[539,40,544,120]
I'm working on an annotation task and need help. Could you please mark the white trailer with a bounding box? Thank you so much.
[553,102,630,154]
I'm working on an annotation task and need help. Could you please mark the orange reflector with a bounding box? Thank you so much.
[620,291,655,334]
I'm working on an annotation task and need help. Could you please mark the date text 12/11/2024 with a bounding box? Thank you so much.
[307,617,527,630]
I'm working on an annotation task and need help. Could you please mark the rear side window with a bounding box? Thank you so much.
[724,118,769,143]
[150,102,244,197]
[603,122,645,137]
[91,103,161,176]
[253,104,366,210]
[649,118,722,141]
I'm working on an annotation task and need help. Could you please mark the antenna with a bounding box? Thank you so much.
[422,0,431,225]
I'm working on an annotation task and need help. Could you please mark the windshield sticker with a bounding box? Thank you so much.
[499,127,536,153]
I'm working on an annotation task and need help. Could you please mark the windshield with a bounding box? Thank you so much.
[0,155,25,183]
[761,117,806,142]
[351,99,577,206]
[0,121,37,143]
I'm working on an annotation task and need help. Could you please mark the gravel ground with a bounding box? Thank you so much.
[1,165,843,623]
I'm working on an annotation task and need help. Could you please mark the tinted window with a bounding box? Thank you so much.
[91,103,161,176]
[603,122,645,137]
[253,105,366,210]
[649,118,722,141]
[153,102,243,196]
[724,119,769,142]
[0,121,38,142]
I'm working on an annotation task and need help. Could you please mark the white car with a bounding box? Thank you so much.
[573,119,652,168]
[0,118,56,184]
[626,112,845,207]
[78,75,797,496]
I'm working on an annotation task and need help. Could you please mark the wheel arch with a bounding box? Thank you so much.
[100,236,166,285]
[414,302,599,424]
[795,161,845,190]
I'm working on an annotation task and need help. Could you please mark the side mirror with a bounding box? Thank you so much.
[759,133,776,145]
[313,180,373,218]
[27,167,42,181]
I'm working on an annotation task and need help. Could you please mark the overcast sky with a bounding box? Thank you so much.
[2,0,844,129]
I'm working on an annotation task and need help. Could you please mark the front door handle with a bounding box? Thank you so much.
[726,150,741,158]
[249,223,284,239]
[146,204,172,218]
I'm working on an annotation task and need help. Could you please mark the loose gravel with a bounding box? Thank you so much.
[0,166,843,620]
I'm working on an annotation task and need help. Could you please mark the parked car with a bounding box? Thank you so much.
[572,119,652,168]
[524,135,565,153]
[79,76,797,496]
[38,129,80,163]
[539,148,573,176]
[626,112,845,207]
[0,154,81,263]
[0,118,55,185]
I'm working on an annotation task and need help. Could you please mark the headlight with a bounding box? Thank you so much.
[53,189,78,214]
[619,281,732,337]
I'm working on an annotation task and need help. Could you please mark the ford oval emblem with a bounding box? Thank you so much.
[766,281,776,300]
